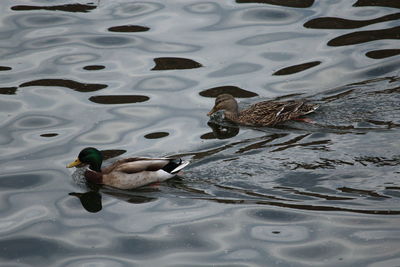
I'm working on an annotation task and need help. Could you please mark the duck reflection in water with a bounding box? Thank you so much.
[206,114,240,139]
[69,188,157,213]
[69,191,102,213]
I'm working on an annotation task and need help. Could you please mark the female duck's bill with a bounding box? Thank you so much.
[207,94,239,116]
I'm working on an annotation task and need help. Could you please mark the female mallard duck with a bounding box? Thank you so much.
[207,94,319,126]
[67,147,189,189]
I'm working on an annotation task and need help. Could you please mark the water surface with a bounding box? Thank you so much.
[0,0,400,266]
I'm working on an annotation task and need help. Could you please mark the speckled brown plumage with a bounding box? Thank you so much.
[208,94,318,126]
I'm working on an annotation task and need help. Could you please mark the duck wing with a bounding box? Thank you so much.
[239,100,318,126]
[101,157,190,189]
[103,157,189,174]
[102,158,171,174]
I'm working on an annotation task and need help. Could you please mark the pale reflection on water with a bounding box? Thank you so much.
[0,0,400,265]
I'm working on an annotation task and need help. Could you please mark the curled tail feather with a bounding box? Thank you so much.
[162,159,190,174]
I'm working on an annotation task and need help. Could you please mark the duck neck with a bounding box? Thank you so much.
[224,102,240,121]
[89,160,102,172]
[85,169,103,184]
[225,110,239,122]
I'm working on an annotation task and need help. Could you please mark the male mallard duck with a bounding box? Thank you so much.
[207,94,319,126]
[67,147,189,189]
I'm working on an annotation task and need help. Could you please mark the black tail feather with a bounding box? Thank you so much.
[162,159,182,173]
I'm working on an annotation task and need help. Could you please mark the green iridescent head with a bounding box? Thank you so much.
[67,147,103,172]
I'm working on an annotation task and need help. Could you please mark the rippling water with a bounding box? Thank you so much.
[1,0,400,265]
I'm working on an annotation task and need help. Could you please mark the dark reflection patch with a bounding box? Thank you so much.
[0,66,12,71]
[206,121,240,139]
[151,57,202,70]
[353,0,400,9]
[83,65,105,71]
[236,0,314,8]
[11,4,97,13]
[126,195,157,204]
[144,132,169,139]
[366,49,400,59]
[69,192,102,213]
[0,87,17,95]
[40,133,58,138]
[328,26,400,47]
[108,25,150,32]
[200,132,216,140]
[101,149,127,160]
[273,61,321,76]
[304,13,400,29]
[19,79,107,92]
[89,95,149,104]
[199,86,258,98]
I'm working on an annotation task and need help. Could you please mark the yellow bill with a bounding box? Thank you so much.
[67,158,81,168]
